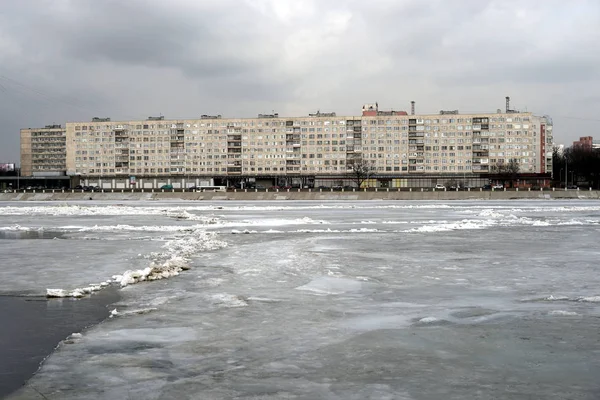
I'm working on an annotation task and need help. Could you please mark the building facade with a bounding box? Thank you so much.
[19,125,67,177]
[573,136,594,150]
[20,104,554,188]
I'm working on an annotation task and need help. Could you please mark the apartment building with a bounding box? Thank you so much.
[21,103,553,188]
[573,136,594,150]
[19,125,67,177]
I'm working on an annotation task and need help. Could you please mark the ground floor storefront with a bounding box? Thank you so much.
[3,173,552,191]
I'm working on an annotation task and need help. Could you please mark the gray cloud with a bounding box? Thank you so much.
[1,0,600,163]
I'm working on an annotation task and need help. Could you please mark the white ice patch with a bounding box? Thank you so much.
[418,317,440,323]
[291,228,381,233]
[404,219,494,233]
[0,205,220,224]
[577,296,600,303]
[0,225,38,231]
[47,283,106,298]
[295,276,364,295]
[549,310,579,316]
[294,228,341,233]
[246,296,282,303]
[210,293,248,307]
[544,295,570,301]
[223,216,330,228]
[477,209,505,219]
[108,307,158,317]
[231,229,258,234]
[68,224,216,233]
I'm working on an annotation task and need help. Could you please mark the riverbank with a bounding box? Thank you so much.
[0,189,599,201]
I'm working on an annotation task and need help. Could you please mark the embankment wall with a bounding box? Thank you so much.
[1,189,599,201]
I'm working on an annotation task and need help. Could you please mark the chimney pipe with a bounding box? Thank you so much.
[411,101,415,115]
[505,96,510,113]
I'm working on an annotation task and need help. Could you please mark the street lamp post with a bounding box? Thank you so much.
[560,168,564,187]
[565,159,568,190]
[570,171,575,187]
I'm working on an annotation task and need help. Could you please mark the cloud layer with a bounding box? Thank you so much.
[1,0,599,162]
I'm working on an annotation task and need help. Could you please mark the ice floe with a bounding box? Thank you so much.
[46,229,227,297]
[577,296,600,303]
[210,293,249,307]
[548,310,579,316]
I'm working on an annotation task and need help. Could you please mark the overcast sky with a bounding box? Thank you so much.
[1,0,599,163]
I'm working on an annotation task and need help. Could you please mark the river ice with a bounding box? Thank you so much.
[2,200,600,399]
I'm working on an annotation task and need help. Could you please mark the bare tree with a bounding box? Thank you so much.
[491,159,520,187]
[491,161,508,174]
[347,159,376,189]
[505,159,520,174]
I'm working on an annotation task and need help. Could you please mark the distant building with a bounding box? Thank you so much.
[573,136,593,150]
[19,101,554,188]
[19,125,67,177]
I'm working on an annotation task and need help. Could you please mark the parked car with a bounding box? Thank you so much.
[482,184,492,190]
[282,185,292,190]
[492,184,504,190]
[255,185,266,190]
[270,185,281,190]
[161,184,173,190]
[74,185,83,190]
[434,184,445,190]
[567,185,578,189]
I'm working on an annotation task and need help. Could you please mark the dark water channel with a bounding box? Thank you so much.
[0,288,120,398]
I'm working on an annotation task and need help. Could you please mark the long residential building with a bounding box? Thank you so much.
[20,102,554,188]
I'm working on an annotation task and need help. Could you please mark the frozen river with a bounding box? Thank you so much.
[2,200,600,399]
